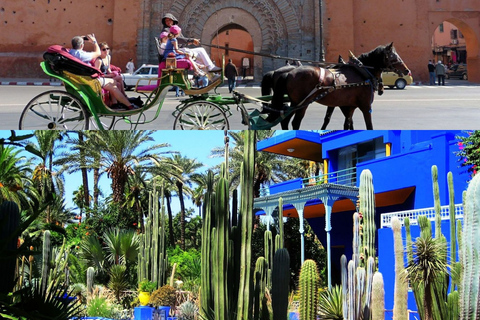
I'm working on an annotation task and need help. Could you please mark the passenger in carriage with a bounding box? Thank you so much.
[158,31,169,61]
[164,25,206,77]
[94,42,127,96]
[69,34,140,110]
[161,13,222,73]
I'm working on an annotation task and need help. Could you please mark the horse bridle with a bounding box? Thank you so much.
[384,50,408,75]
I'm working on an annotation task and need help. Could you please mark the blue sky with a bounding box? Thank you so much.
[2,130,228,217]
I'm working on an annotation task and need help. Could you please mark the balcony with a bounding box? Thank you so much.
[380,204,464,228]
[260,167,357,197]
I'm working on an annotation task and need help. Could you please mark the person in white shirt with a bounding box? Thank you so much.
[126,58,135,74]
[69,34,140,110]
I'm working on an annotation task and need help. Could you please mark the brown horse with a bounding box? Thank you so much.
[265,43,409,130]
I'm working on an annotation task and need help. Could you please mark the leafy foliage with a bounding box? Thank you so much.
[318,285,343,320]
[456,130,480,177]
[138,279,157,293]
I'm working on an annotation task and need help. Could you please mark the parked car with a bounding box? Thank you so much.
[382,71,413,89]
[122,64,159,90]
[446,63,467,80]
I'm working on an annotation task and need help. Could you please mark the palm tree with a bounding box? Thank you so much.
[91,131,170,204]
[0,144,39,211]
[191,172,209,217]
[56,132,93,218]
[123,170,149,233]
[29,131,66,223]
[169,154,203,250]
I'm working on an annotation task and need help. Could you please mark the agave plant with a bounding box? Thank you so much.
[178,300,199,320]
[0,280,82,320]
[318,285,343,320]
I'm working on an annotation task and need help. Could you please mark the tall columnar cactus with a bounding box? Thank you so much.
[371,272,385,320]
[272,248,290,320]
[41,230,51,294]
[264,230,272,290]
[459,173,480,320]
[341,169,379,320]
[0,201,20,294]
[137,188,168,289]
[200,130,256,320]
[359,169,376,264]
[253,257,268,320]
[299,259,319,320]
[391,217,408,320]
[87,266,95,295]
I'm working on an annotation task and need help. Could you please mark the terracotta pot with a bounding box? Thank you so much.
[138,291,151,306]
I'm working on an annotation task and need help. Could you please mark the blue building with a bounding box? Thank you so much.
[253,130,469,319]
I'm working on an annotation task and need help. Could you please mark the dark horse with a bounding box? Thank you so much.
[263,43,409,130]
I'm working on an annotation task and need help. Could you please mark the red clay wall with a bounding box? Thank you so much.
[0,0,140,78]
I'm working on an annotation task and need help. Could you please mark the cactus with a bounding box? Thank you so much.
[254,257,268,320]
[41,230,51,294]
[138,187,168,290]
[87,266,95,295]
[391,217,408,320]
[0,201,20,294]
[459,173,480,320]
[200,131,257,320]
[264,230,272,290]
[359,169,376,264]
[298,259,319,320]
[272,248,290,320]
[341,169,379,320]
[371,272,385,320]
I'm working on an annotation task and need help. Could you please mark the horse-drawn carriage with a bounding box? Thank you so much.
[19,43,408,130]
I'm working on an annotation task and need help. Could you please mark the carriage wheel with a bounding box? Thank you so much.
[89,115,116,130]
[19,90,90,130]
[173,101,229,130]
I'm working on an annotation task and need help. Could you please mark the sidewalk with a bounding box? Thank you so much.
[0,77,62,86]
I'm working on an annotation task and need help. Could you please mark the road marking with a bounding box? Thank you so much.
[377,98,480,102]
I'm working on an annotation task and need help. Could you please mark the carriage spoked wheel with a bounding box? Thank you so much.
[173,101,230,130]
[19,90,90,130]
[89,115,116,130]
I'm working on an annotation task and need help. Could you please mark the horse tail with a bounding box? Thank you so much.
[261,70,275,96]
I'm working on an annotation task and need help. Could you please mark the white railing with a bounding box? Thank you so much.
[380,204,463,228]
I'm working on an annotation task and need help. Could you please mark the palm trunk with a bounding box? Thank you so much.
[165,193,175,247]
[176,181,186,250]
[93,153,100,208]
[78,132,90,218]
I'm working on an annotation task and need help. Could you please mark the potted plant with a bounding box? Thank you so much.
[138,279,157,306]
[149,284,177,317]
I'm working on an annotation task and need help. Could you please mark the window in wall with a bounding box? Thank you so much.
[439,23,444,33]
[451,29,458,40]
[225,43,229,56]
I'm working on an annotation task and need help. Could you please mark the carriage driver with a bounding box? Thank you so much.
[161,13,222,73]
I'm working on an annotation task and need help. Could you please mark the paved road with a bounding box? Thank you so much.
[1,81,479,130]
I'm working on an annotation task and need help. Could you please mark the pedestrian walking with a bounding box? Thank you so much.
[427,60,435,85]
[126,58,135,74]
[435,60,446,86]
[225,59,238,93]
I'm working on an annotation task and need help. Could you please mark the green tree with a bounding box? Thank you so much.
[456,130,480,178]
[0,144,39,211]
[91,131,168,204]
[169,154,203,250]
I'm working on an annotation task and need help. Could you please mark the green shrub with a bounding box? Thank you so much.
[138,279,157,293]
[149,285,177,307]
[87,297,114,318]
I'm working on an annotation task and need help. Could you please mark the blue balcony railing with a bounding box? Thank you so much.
[259,167,357,197]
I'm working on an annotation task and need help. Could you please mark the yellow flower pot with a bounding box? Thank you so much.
[138,291,151,306]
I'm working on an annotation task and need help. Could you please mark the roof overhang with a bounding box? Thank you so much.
[257,131,323,162]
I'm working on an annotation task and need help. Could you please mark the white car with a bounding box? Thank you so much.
[122,64,159,90]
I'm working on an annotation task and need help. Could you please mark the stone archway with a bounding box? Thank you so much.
[428,13,480,82]
[165,0,300,80]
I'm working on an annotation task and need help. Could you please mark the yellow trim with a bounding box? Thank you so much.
[386,143,392,156]
[323,159,328,183]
